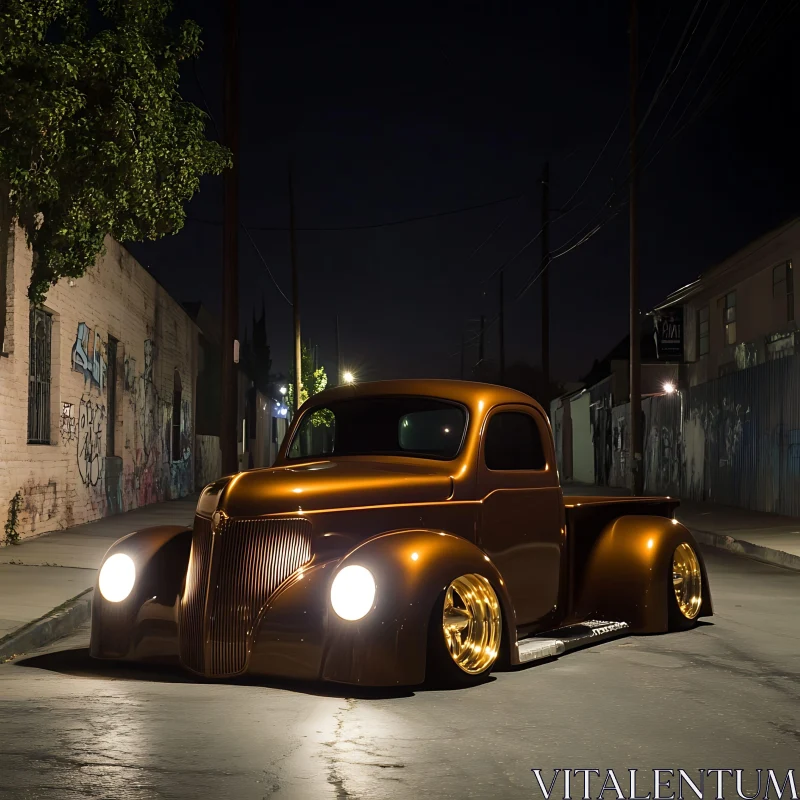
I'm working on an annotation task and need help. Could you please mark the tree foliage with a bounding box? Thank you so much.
[0,0,231,303]
[288,342,332,426]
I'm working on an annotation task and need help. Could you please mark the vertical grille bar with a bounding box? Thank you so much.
[179,516,213,673]
[179,516,312,677]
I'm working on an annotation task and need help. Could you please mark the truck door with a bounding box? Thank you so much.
[476,404,565,627]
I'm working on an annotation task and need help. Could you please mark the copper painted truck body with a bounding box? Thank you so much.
[90,379,712,685]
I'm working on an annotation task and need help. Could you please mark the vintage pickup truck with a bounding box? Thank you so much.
[90,379,712,687]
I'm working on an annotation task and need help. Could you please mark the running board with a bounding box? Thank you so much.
[516,620,630,664]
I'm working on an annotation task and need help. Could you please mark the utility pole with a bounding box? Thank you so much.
[629,0,643,495]
[541,161,551,398]
[221,0,239,475]
[335,315,341,386]
[289,164,302,415]
[478,314,485,368]
[499,268,506,383]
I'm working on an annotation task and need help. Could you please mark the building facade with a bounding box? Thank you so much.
[183,301,289,491]
[1,226,198,540]
[655,217,800,386]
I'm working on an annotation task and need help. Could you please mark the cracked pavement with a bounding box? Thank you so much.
[0,548,798,799]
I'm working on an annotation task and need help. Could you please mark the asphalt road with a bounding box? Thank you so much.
[1,548,798,800]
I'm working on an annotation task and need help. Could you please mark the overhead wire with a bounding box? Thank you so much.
[654,0,752,150]
[188,196,524,232]
[559,6,673,214]
[640,0,799,173]
[455,0,796,365]
[190,60,294,307]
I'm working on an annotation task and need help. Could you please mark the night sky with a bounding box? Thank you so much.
[127,0,800,386]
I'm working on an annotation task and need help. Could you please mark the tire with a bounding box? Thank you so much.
[668,541,704,631]
[426,573,502,688]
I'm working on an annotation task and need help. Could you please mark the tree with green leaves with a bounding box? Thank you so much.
[288,342,332,425]
[0,0,231,304]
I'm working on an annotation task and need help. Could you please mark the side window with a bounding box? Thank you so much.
[484,412,546,471]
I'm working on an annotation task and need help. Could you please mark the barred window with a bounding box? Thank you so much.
[28,306,52,444]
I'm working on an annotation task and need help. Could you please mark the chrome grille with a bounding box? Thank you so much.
[179,516,312,677]
[179,516,213,673]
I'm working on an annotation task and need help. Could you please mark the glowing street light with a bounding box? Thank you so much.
[279,386,287,396]
[663,381,676,395]
[343,371,355,385]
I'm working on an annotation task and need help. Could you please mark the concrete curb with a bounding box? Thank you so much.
[691,529,800,573]
[0,588,93,663]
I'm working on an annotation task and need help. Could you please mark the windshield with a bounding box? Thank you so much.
[287,396,467,460]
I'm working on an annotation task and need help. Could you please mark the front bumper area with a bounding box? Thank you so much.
[91,554,429,687]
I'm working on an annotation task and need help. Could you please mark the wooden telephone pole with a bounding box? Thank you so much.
[499,268,506,383]
[221,0,239,475]
[289,164,302,415]
[541,161,551,397]
[478,314,485,368]
[335,314,341,386]
[629,0,643,495]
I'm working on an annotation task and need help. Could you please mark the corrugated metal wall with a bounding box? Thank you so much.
[595,353,800,515]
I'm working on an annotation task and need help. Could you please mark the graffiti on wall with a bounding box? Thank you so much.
[77,396,106,487]
[124,339,192,507]
[60,402,77,443]
[72,322,107,392]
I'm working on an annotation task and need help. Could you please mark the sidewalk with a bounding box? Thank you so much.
[0,497,195,660]
[563,483,800,569]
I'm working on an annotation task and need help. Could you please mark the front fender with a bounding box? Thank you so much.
[90,525,192,659]
[575,516,713,633]
[251,529,516,686]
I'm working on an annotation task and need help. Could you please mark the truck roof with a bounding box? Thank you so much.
[304,378,545,414]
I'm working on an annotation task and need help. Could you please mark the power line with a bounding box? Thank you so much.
[654,0,750,150]
[611,0,707,177]
[640,0,798,173]
[636,0,714,159]
[478,202,586,287]
[559,6,673,214]
[188,193,524,233]
[241,225,293,307]
[453,0,796,366]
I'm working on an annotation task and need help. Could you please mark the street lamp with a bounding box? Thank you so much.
[663,381,676,395]
[279,386,287,396]
[343,371,355,385]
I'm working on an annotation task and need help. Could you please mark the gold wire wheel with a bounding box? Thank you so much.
[672,543,703,620]
[442,574,502,675]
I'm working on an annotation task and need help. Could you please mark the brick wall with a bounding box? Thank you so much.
[0,228,198,541]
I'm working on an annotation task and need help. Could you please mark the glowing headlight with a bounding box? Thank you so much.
[98,553,136,603]
[330,565,376,621]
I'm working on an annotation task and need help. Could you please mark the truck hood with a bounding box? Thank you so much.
[218,460,454,518]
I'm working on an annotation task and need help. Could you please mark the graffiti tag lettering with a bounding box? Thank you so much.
[77,397,105,487]
[60,402,77,443]
[72,322,107,391]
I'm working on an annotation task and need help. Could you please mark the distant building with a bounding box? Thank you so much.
[182,300,289,490]
[550,333,679,486]
[0,227,198,540]
[653,216,799,386]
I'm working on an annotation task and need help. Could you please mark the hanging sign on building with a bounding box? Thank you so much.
[653,307,683,360]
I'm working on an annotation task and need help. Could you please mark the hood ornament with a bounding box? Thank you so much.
[211,509,228,533]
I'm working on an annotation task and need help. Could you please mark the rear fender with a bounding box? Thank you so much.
[90,525,192,659]
[575,516,713,633]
